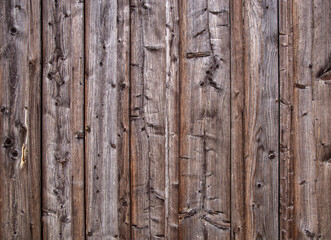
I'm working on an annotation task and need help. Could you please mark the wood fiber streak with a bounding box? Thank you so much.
[230,0,246,239]
[130,0,179,238]
[292,0,331,239]
[42,0,85,239]
[243,0,279,239]
[279,0,294,239]
[179,0,231,239]
[85,0,130,239]
[0,0,41,239]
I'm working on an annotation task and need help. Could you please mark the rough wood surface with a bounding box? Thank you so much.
[292,0,331,239]
[42,0,85,239]
[179,0,231,239]
[0,0,41,239]
[230,0,246,239]
[1,1,331,239]
[85,0,130,239]
[243,0,279,239]
[130,0,179,238]
[279,0,294,239]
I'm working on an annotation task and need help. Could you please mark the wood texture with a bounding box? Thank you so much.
[42,0,85,238]
[292,0,331,239]
[279,0,294,239]
[179,0,231,239]
[85,0,130,239]
[0,0,41,239]
[243,0,279,239]
[1,0,331,239]
[130,0,179,238]
[230,0,246,239]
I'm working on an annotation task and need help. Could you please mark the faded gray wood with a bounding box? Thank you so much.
[130,0,179,238]
[279,0,294,239]
[179,0,231,239]
[292,0,331,239]
[230,0,246,239]
[243,0,279,239]
[0,0,42,239]
[85,0,131,239]
[292,1,317,239]
[313,1,331,238]
[42,0,85,239]
[165,0,180,239]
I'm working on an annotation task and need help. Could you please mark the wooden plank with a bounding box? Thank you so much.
[243,0,279,239]
[292,1,318,239]
[230,0,246,239]
[179,0,231,239]
[279,0,294,239]
[85,0,131,239]
[0,0,41,239]
[165,0,180,239]
[292,0,331,238]
[130,0,179,238]
[313,1,331,238]
[42,0,85,238]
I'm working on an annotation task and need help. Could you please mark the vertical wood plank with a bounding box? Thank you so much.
[292,0,331,238]
[279,0,294,239]
[85,0,131,239]
[130,0,179,238]
[0,0,41,239]
[313,1,331,238]
[230,0,246,238]
[243,0,279,239]
[179,0,231,239]
[42,0,85,238]
[292,1,318,239]
[165,0,180,239]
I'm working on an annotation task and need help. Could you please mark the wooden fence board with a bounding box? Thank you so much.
[130,0,179,238]
[230,0,246,239]
[0,0,41,239]
[42,0,85,239]
[0,0,330,239]
[85,0,130,239]
[279,0,295,239]
[179,0,231,239]
[243,0,279,239]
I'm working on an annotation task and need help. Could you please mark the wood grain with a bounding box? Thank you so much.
[0,1,331,239]
[279,0,294,239]
[130,0,179,238]
[292,0,331,239]
[0,0,42,239]
[85,0,130,239]
[230,0,246,239]
[243,0,279,239]
[42,0,85,238]
[179,0,231,239]
[313,1,331,238]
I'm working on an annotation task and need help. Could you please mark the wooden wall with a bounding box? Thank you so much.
[0,0,330,239]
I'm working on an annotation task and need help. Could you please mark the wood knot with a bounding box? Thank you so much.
[3,137,14,148]
[10,148,19,160]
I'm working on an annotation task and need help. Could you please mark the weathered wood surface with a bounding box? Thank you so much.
[243,0,279,239]
[85,0,130,239]
[130,0,179,238]
[1,0,331,239]
[42,0,85,239]
[230,0,245,239]
[279,0,294,239]
[179,0,231,239]
[0,0,41,239]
